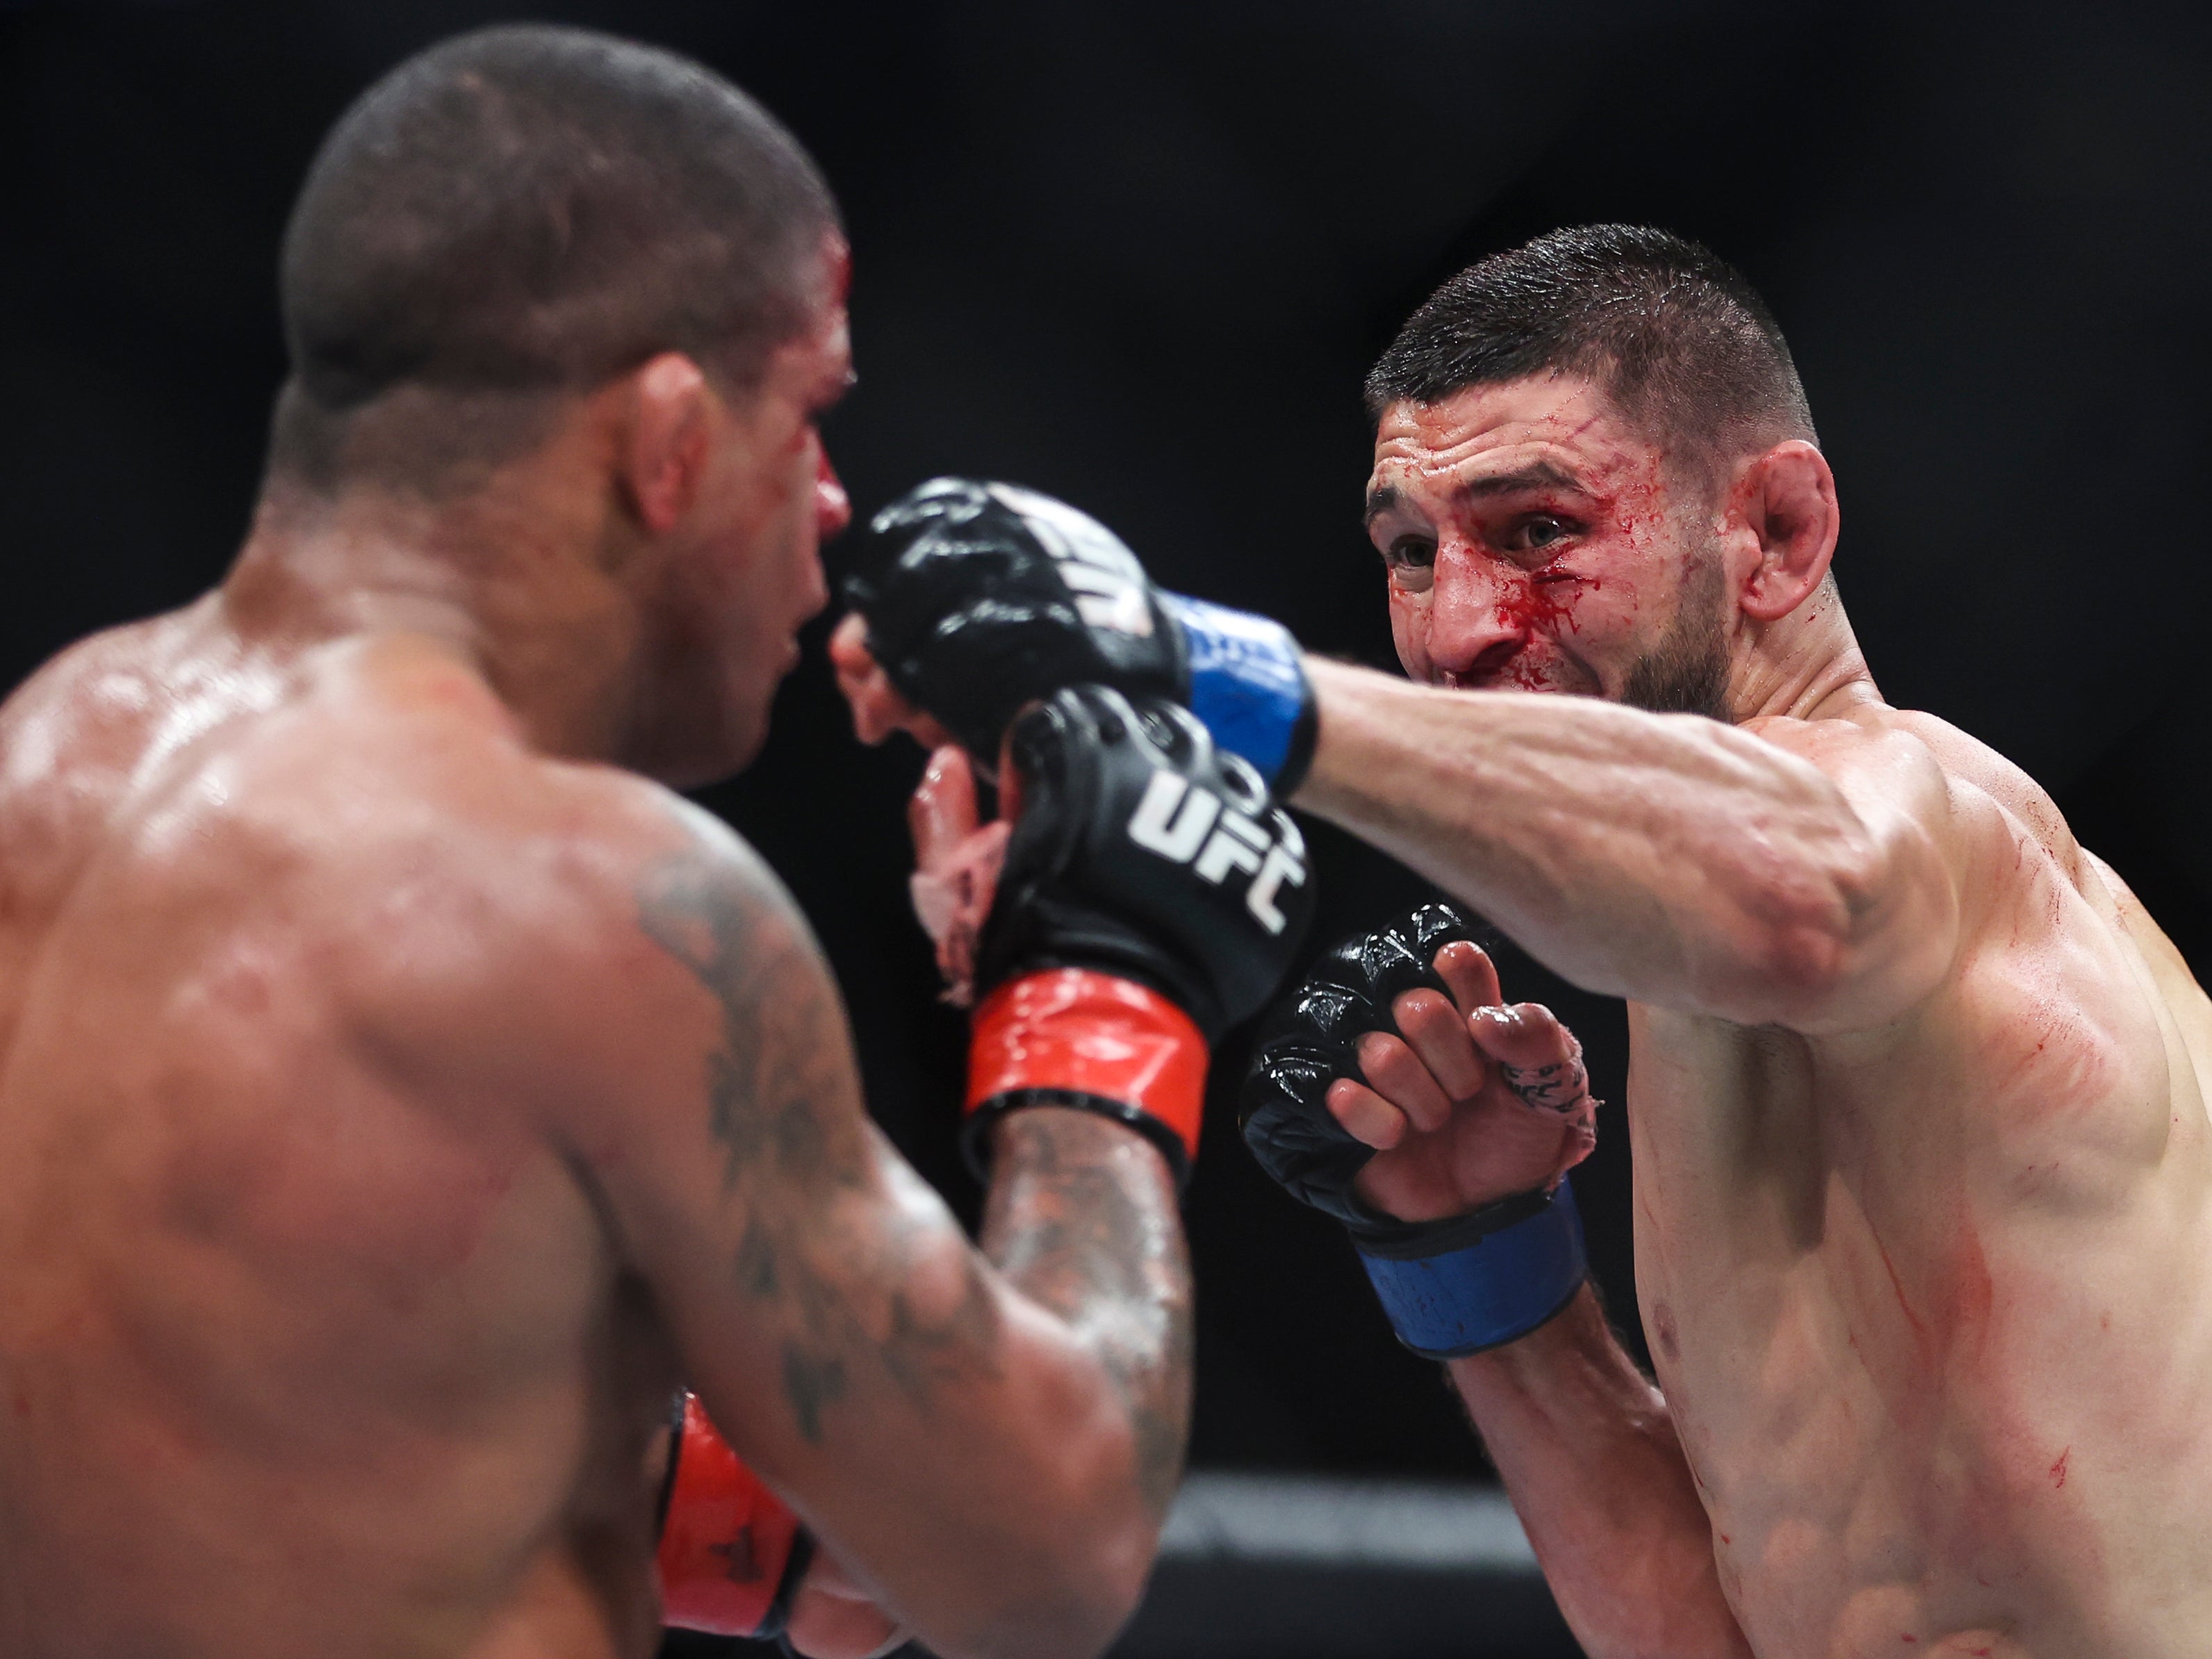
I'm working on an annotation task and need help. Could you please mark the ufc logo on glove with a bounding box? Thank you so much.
[987,483,1158,638]
[1125,769,1307,934]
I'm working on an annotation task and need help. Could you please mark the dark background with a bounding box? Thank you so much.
[4,0,2211,1514]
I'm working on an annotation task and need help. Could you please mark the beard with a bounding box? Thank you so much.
[1619,553,1732,721]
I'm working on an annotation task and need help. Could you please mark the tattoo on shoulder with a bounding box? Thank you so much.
[636,839,856,1195]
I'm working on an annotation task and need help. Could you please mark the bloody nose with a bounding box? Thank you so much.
[1425,546,1530,681]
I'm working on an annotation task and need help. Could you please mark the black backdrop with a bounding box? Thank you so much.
[4,0,2211,1485]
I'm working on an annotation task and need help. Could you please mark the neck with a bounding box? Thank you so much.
[1727,579,1883,725]
[223,466,641,762]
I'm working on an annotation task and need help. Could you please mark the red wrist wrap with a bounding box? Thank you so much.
[966,969,1209,1172]
[657,1394,807,1637]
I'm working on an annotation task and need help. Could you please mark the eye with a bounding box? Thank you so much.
[1384,536,1436,570]
[1519,515,1569,550]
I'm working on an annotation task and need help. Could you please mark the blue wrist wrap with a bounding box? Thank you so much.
[1160,592,1314,790]
[1357,1182,1588,1359]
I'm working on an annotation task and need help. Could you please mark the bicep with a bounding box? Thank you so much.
[568,815,1010,1498]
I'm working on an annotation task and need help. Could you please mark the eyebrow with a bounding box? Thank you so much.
[1363,460,1587,529]
[1457,460,1584,500]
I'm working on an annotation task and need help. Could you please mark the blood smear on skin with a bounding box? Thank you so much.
[1491,575,1582,637]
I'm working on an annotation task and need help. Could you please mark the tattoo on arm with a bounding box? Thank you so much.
[980,1111,1195,1519]
[636,829,1188,1513]
[637,833,1010,1448]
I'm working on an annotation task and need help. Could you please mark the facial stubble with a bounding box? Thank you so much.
[1619,551,1732,722]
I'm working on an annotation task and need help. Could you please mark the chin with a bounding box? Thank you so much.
[628,708,769,791]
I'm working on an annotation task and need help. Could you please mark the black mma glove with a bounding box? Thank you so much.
[962,684,1316,1184]
[844,477,1318,792]
[1240,902,1590,1357]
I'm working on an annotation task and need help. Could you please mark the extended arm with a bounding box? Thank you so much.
[834,478,1957,1034]
[1295,658,1963,1031]
[1451,1289,1751,1659]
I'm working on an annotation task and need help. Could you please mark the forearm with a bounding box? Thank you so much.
[1295,659,1881,1019]
[1450,1288,1749,1659]
[744,1115,1180,1659]
[980,1108,1192,1524]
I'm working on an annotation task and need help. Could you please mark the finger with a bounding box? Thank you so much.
[826,612,874,680]
[1325,1076,1407,1150]
[801,1546,867,1599]
[900,706,960,753]
[785,1577,904,1659]
[1466,1001,1580,1068]
[1390,988,1487,1101]
[1468,1002,1591,1116]
[1354,1030,1455,1135]
[908,746,980,872]
[828,614,960,751]
[1433,940,1502,1018]
[841,664,906,746]
[828,615,892,743]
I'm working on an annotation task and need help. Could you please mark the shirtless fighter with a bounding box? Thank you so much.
[0,26,1313,1659]
[834,227,2212,1656]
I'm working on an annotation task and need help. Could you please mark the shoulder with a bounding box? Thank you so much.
[1735,705,1973,867]
[1741,708,2135,987]
[1738,705,1949,792]
[1878,709,2080,860]
[1737,705,2086,866]
[231,644,832,1091]
[355,760,821,1050]
[0,607,211,790]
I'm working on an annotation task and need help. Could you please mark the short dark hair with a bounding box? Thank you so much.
[270,24,839,493]
[1364,226,1814,471]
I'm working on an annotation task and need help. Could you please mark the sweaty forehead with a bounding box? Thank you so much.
[1366,373,1656,512]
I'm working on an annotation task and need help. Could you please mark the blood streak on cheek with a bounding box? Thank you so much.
[1491,571,1596,637]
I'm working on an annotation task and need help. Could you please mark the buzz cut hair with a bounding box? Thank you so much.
[269,24,839,493]
[1364,225,1815,474]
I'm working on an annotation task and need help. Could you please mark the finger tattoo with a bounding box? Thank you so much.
[1498,1058,1593,1116]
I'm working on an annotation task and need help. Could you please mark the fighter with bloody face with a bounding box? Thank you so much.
[838,226,2212,1658]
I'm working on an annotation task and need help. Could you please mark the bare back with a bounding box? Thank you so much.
[0,600,679,1659]
[1630,708,2212,1657]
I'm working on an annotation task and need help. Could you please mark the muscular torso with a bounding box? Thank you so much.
[0,601,680,1659]
[1630,710,2212,1657]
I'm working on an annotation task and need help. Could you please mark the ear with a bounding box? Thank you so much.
[1735,440,1839,622]
[616,353,713,534]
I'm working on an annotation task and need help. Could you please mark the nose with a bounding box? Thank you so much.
[1424,543,1527,680]
[814,445,853,541]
